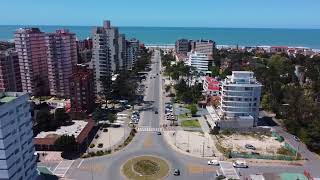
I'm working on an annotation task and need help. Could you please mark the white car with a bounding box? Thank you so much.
[207,160,219,166]
[233,160,248,168]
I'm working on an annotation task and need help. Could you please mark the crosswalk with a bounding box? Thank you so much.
[137,126,163,132]
[219,161,239,180]
[53,160,74,177]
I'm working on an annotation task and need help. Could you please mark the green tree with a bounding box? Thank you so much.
[54,108,70,125]
[54,135,77,152]
[188,104,198,117]
[107,112,116,123]
[209,66,220,77]
[92,107,104,123]
[261,92,272,111]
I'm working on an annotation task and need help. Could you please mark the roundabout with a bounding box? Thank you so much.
[122,155,170,180]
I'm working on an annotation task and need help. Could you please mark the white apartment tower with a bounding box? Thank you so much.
[0,92,38,180]
[92,25,111,94]
[187,51,213,74]
[103,20,120,72]
[219,71,262,128]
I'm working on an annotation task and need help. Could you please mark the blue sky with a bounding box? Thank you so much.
[1,0,320,28]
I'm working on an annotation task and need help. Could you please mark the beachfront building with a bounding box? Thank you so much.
[175,39,191,54]
[70,64,95,113]
[191,39,216,55]
[92,23,111,93]
[103,20,121,72]
[46,29,78,97]
[0,49,22,92]
[118,34,127,70]
[126,38,140,70]
[187,51,213,74]
[203,76,220,96]
[14,28,49,96]
[0,92,38,180]
[219,71,262,128]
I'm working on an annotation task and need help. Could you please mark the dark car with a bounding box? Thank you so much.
[155,111,158,114]
[293,136,300,142]
[157,131,162,135]
[173,169,180,176]
[245,144,256,150]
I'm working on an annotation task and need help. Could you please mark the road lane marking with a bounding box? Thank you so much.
[219,162,239,179]
[53,161,62,172]
[62,160,74,177]
[77,159,84,168]
[137,127,163,132]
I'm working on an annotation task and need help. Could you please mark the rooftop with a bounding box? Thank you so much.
[0,92,27,106]
[35,120,88,139]
[0,96,16,104]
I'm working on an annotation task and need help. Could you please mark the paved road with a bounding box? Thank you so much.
[38,50,320,180]
[59,50,218,180]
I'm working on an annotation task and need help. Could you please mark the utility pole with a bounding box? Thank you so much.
[188,133,190,152]
[296,142,301,160]
[202,141,205,157]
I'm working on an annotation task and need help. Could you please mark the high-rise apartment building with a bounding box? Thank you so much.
[46,29,78,97]
[187,52,213,73]
[14,28,49,96]
[92,20,132,94]
[0,92,38,180]
[191,39,216,55]
[70,64,95,113]
[92,24,111,94]
[175,39,191,54]
[103,20,120,72]
[126,38,140,70]
[0,49,22,92]
[219,71,262,128]
[118,34,126,70]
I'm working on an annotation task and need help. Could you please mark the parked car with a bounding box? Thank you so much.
[173,169,180,176]
[157,131,162,135]
[155,111,158,114]
[125,104,132,109]
[207,160,219,166]
[233,160,248,168]
[245,144,256,150]
[293,136,300,142]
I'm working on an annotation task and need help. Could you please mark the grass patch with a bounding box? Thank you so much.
[181,119,201,128]
[133,160,160,175]
[122,156,169,180]
[178,113,190,119]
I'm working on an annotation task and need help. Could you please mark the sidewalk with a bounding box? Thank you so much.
[160,72,221,159]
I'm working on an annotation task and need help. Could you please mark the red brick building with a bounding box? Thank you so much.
[70,64,95,113]
[0,49,22,92]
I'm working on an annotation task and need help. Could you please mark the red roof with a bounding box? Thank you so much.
[205,76,220,91]
[34,119,95,146]
[76,120,95,144]
[34,137,57,145]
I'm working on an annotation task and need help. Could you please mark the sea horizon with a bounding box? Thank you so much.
[1,25,320,49]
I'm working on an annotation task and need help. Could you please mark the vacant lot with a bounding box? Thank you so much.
[181,119,201,128]
[218,133,284,155]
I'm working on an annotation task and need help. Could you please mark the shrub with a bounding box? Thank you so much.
[89,144,95,148]
[221,128,235,136]
[96,150,104,156]
[95,134,99,139]
[98,143,103,148]
[103,128,108,132]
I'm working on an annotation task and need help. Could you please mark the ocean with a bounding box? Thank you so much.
[1,25,320,49]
